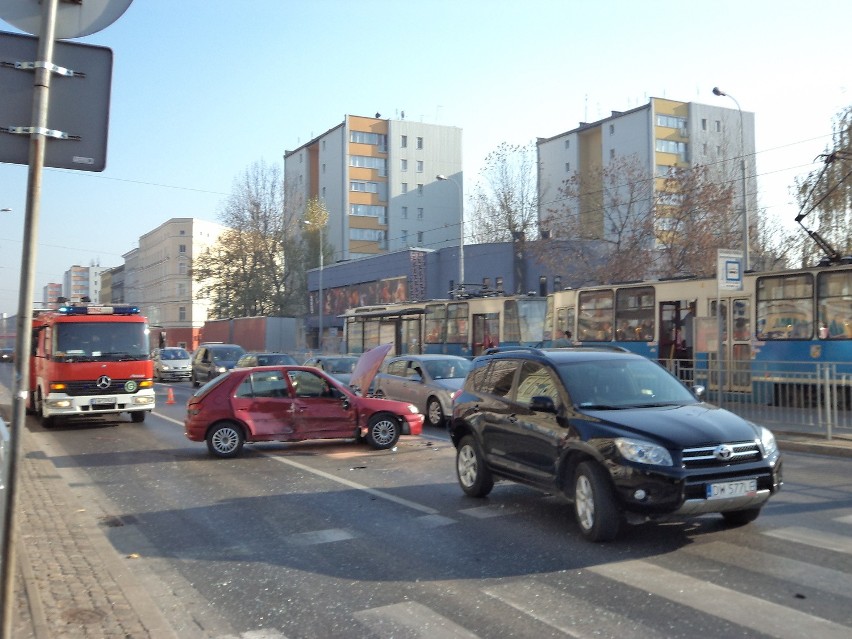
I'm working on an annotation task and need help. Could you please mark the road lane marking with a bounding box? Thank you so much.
[764,526,852,554]
[354,602,479,639]
[484,580,666,639]
[588,559,851,639]
[268,454,439,515]
[286,528,355,546]
[460,505,518,519]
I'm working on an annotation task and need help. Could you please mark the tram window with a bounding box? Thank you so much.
[756,274,814,340]
[732,298,750,340]
[504,300,521,342]
[615,287,654,341]
[505,299,548,343]
[818,270,852,339]
[446,302,469,344]
[425,304,446,343]
[346,320,365,354]
[578,290,614,341]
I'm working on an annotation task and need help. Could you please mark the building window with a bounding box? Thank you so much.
[610,149,616,159]
[322,163,326,173]
[402,230,409,244]
[350,155,387,175]
[179,230,186,235]
[178,244,186,254]
[177,282,187,297]
[656,115,687,129]
[178,306,186,321]
[400,159,408,171]
[564,139,570,149]
[417,231,423,243]
[715,120,721,132]
[401,135,407,148]
[351,180,379,193]
[350,131,387,148]
[401,182,408,194]
[416,137,423,149]
[609,124,615,135]
[417,207,424,219]
[417,184,423,195]
[350,204,387,224]
[701,118,707,131]
[322,186,326,198]
[655,139,688,157]
[703,143,708,154]
[416,160,424,173]
[565,162,571,172]
[402,206,408,218]
[179,262,187,275]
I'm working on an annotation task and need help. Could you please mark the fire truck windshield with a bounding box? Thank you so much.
[52,322,150,362]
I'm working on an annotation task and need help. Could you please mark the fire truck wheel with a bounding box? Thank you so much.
[131,411,146,423]
[36,390,55,428]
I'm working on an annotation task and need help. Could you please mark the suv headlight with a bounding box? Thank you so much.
[758,426,777,457]
[615,438,673,466]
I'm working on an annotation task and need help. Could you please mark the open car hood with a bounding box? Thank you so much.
[348,343,392,394]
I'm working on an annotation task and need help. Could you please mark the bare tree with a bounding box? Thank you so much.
[794,105,852,264]
[467,142,539,244]
[538,154,656,284]
[194,161,304,318]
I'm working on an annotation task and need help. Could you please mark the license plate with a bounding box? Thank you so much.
[706,479,757,500]
[91,397,116,405]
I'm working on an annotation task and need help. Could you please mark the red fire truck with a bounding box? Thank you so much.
[29,303,156,427]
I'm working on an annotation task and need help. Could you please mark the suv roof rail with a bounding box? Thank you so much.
[483,346,545,355]
[553,344,633,353]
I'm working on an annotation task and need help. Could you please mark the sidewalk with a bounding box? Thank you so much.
[11,426,179,639]
[8,421,852,638]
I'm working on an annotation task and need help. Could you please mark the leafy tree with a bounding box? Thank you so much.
[467,142,539,244]
[794,105,852,264]
[194,161,304,318]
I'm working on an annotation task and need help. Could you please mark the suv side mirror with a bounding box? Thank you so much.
[529,395,557,414]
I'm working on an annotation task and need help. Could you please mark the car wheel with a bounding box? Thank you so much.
[426,397,444,427]
[365,413,400,450]
[573,461,621,542]
[130,411,146,423]
[456,435,493,497]
[206,421,245,458]
[721,507,761,526]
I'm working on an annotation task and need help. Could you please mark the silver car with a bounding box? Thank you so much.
[373,355,471,427]
[152,347,192,382]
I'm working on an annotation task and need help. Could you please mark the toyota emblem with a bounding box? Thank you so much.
[713,444,734,461]
[96,375,112,389]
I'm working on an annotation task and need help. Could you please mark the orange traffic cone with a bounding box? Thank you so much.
[166,387,176,405]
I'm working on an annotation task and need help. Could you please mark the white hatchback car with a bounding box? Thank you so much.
[152,347,193,382]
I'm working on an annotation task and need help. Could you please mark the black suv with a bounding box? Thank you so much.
[450,347,783,542]
[191,343,246,387]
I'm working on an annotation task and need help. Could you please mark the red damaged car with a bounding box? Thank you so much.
[184,345,424,458]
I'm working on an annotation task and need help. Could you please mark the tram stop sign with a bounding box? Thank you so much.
[0,30,112,171]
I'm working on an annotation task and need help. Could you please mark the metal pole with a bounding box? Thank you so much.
[318,225,323,352]
[713,87,749,271]
[1,1,58,634]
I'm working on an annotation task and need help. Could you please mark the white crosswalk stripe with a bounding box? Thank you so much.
[354,601,480,638]
[763,526,852,553]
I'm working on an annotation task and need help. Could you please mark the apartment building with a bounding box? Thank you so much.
[284,114,463,263]
[125,218,225,350]
[62,264,106,303]
[537,97,756,251]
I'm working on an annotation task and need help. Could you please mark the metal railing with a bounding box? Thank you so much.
[667,359,851,439]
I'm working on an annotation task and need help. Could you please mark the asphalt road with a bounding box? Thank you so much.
[14,380,852,638]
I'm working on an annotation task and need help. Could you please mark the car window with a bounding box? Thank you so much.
[387,360,408,377]
[481,359,518,398]
[514,361,561,408]
[287,370,333,398]
[325,357,356,373]
[249,370,289,398]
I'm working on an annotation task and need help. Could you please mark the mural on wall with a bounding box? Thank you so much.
[308,276,409,317]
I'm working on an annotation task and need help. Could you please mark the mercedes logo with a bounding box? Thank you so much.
[96,375,112,389]
[713,444,734,461]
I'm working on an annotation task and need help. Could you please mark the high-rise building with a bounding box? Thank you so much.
[284,114,463,263]
[62,264,105,303]
[42,282,62,309]
[537,97,756,250]
[126,218,225,350]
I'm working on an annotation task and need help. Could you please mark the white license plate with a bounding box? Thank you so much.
[91,397,116,405]
[706,479,757,500]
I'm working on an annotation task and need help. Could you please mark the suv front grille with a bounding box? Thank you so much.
[682,441,762,468]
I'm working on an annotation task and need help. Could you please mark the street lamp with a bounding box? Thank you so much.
[302,219,324,351]
[712,86,749,271]
[436,174,464,292]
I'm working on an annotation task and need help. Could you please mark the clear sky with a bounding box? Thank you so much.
[0,0,849,315]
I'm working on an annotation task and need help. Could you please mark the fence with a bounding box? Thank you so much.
[667,359,852,440]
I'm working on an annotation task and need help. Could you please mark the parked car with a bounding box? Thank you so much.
[185,347,424,458]
[191,343,246,387]
[235,352,298,368]
[303,355,359,385]
[373,354,472,427]
[0,348,13,363]
[152,347,192,382]
[450,347,783,542]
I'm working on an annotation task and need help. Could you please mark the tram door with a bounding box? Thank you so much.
[709,297,752,392]
[658,301,691,379]
[471,312,499,356]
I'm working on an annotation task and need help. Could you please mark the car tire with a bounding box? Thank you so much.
[365,413,400,450]
[130,411,146,423]
[206,421,245,458]
[192,374,200,388]
[573,461,621,542]
[721,507,761,526]
[456,435,494,497]
[426,397,444,428]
